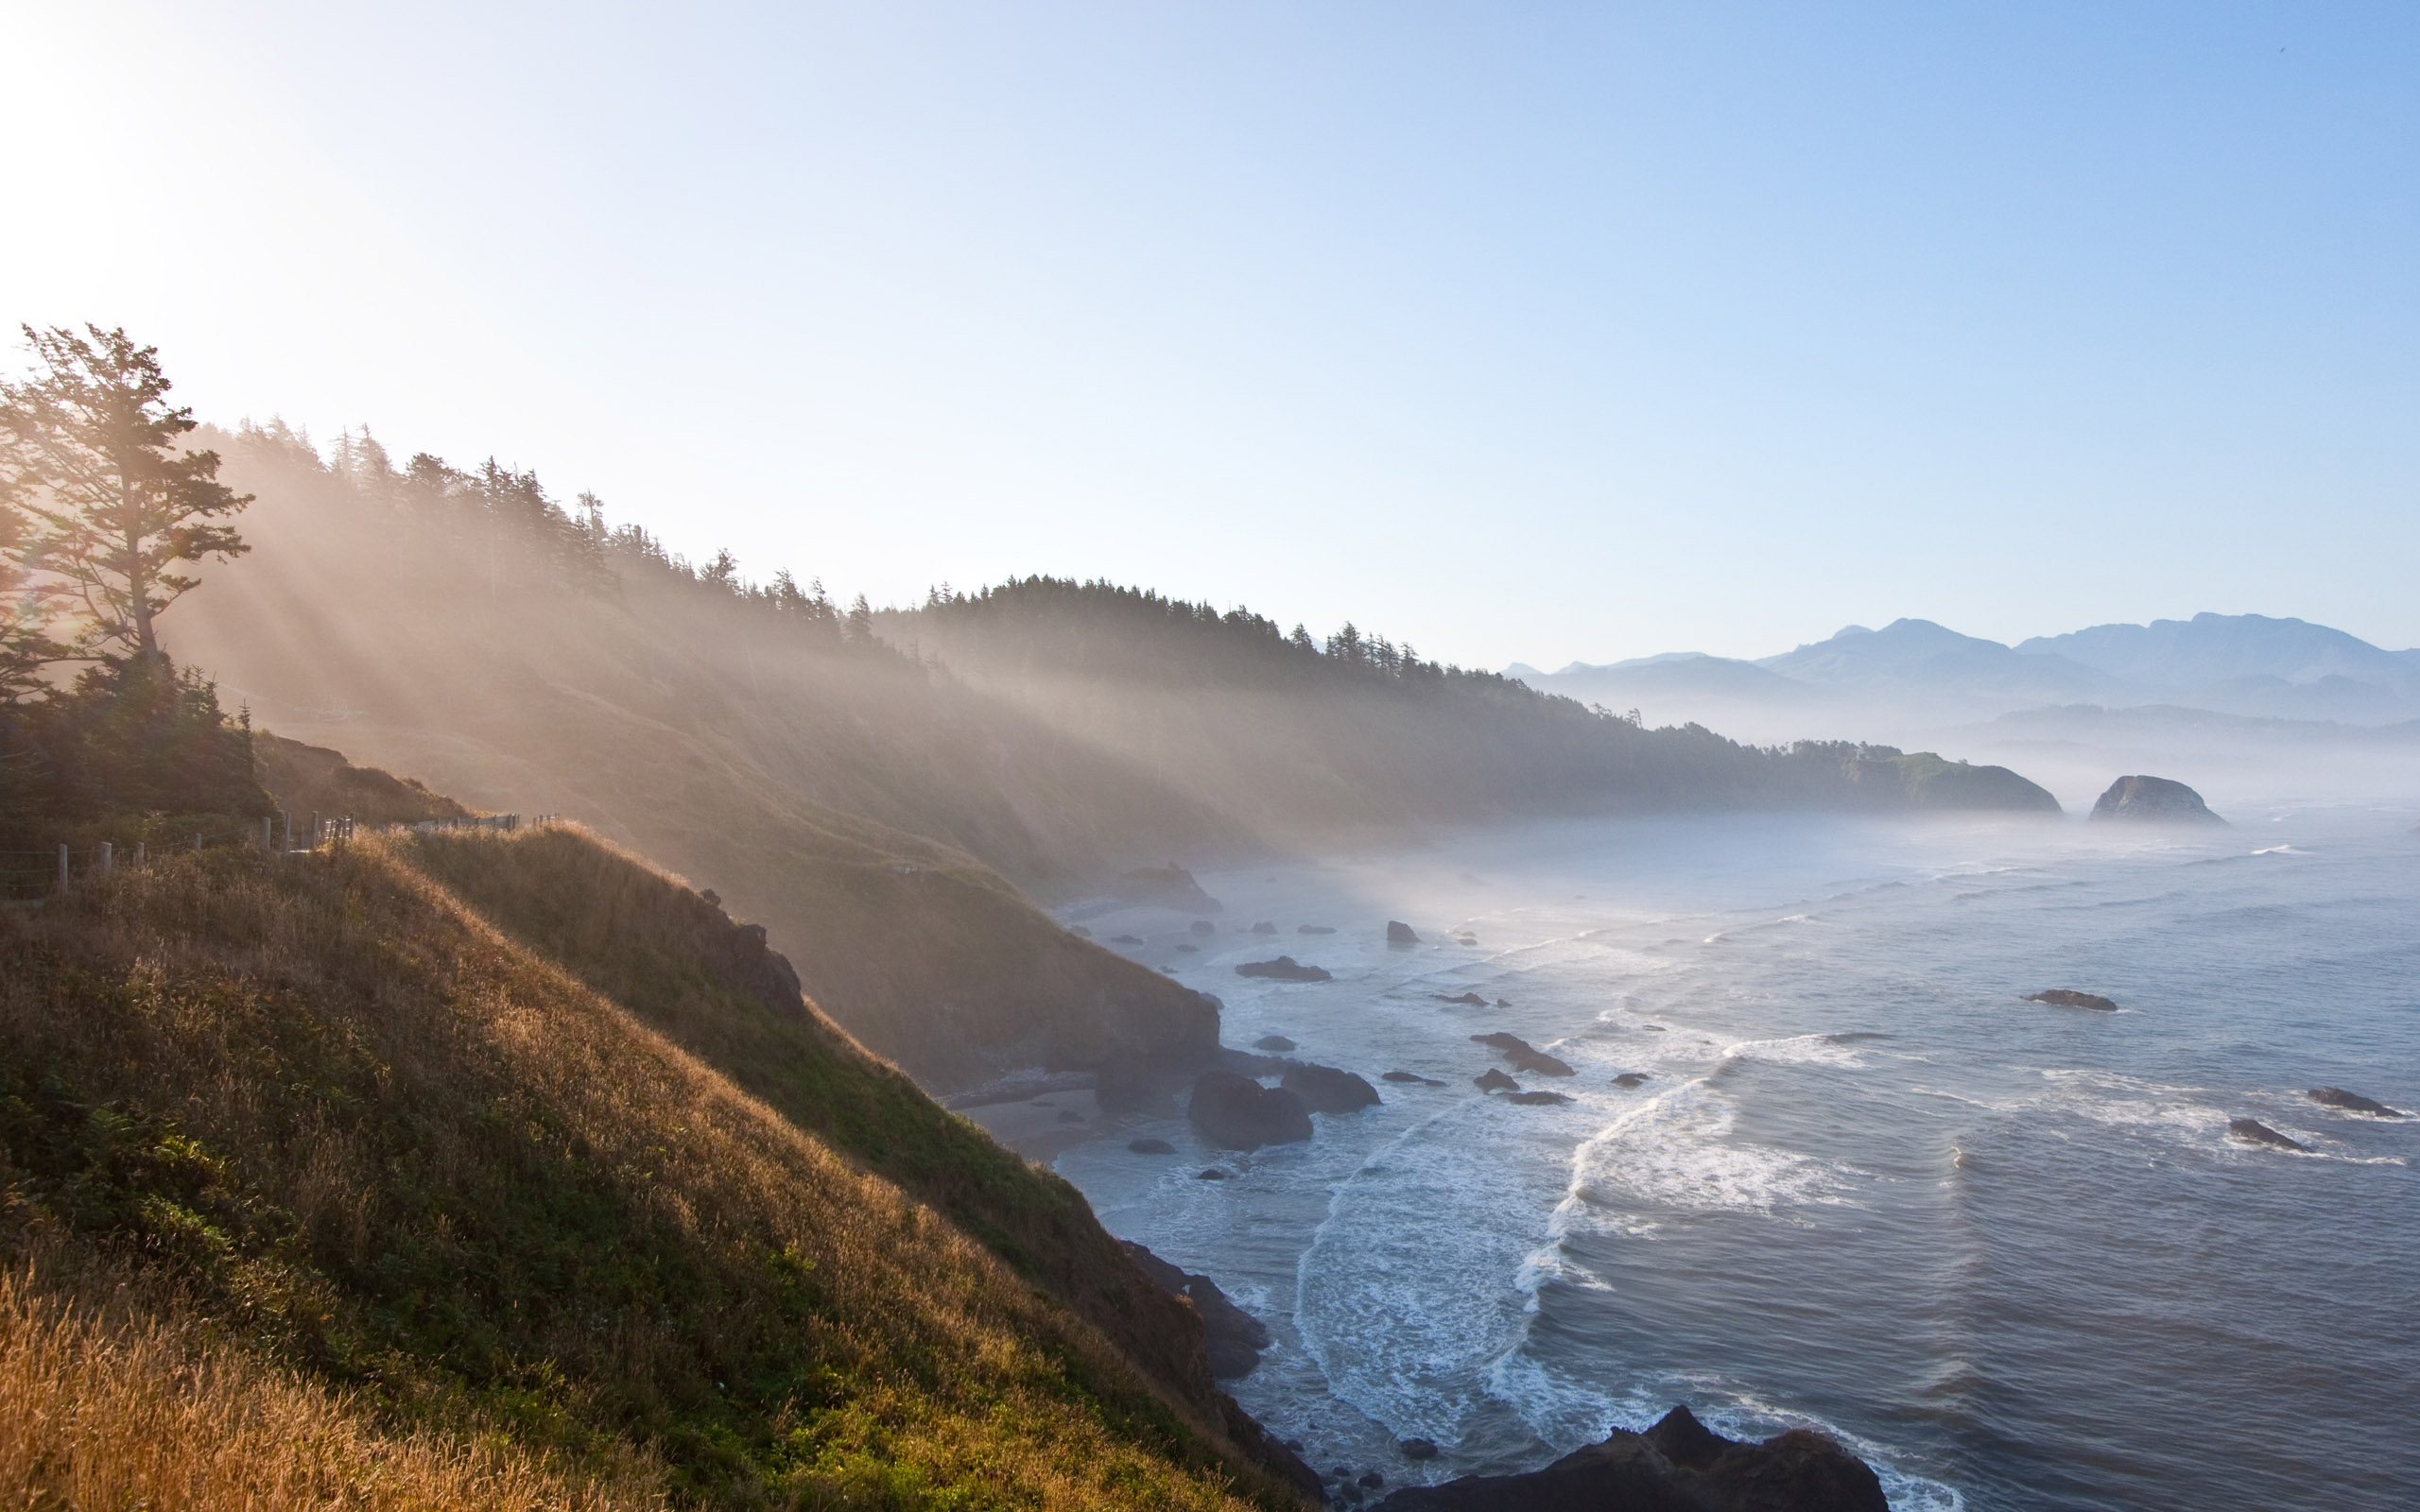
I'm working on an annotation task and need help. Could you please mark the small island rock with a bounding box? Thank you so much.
[2229,1117,2309,1152]
[1472,1031,1576,1076]
[2027,989,2118,1011]
[2090,775,2225,824]
[1387,920,1421,944]
[1189,1071,1315,1149]
[1236,955,1333,982]
[1282,1063,1383,1114]
[2308,1087,2406,1117]
[1253,1034,1298,1052]
[1474,1068,1520,1092]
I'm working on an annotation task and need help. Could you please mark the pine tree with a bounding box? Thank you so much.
[0,325,250,664]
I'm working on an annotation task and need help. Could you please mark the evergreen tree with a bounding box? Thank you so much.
[0,325,250,664]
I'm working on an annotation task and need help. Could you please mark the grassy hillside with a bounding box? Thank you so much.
[161,427,1233,1093]
[0,829,1306,1509]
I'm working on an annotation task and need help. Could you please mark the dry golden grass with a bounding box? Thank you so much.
[0,1264,666,1512]
[0,834,1302,1510]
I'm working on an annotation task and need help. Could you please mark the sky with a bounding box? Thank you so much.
[6,1,2417,667]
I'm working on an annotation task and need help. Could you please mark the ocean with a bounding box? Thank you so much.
[1055,804,2420,1511]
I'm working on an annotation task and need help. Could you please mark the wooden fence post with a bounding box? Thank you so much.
[260,816,273,852]
[134,842,145,867]
[98,841,112,877]
[56,844,67,891]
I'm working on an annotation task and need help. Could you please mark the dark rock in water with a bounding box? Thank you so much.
[1298,923,1337,935]
[1117,862,1225,912]
[1472,1031,1576,1077]
[1495,997,1512,1008]
[1359,1471,1387,1488]
[1175,942,1199,954]
[1383,1070,1446,1086]
[1387,920,1421,944]
[1614,1073,1651,1089]
[1196,1167,1231,1179]
[1252,920,1279,934]
[2090,774,2226,824]
[1475,1068,1520,1092]
[1189,1070,1315,1149]
[1253,1034,1298,1052]
[1128,1138,1177,1155]
[1400,1438,1440,1461]
[1112,933,1144,945]
[2027,988,2118,1011]
[1371,1403,1887,1512]
[1507,1090,1573,1106]
[1433,991,1490,1007]
[2308,1087,2406,1117]
[1236,954,1332,982]
[1191,919,1218,936]
[1120,1241,1272,1379]
[2230,1117,2310,1152]
[1283,1063,1383,1113]
[1069,923,1092,937]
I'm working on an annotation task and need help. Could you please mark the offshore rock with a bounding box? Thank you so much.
[1473,1031,1576,1076]
[1474,1068,1520,1093]
[1388,920,1422,944]
[2090,775,2226,824]
[1236,955,1333,982]
[1433,991,1490,1007]
[1282,1063,1383,1114]
[1506,1090,1573,1106]
[2230,1117,2309,1152]
[1189,1071,1314,1150]
[2308,1087,2406,1117]
[2027,989,2118,1011]
[1253,1034,1298,1052]
[1372,1404,1887,1512]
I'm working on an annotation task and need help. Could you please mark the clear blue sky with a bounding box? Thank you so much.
[8,2,2417,664]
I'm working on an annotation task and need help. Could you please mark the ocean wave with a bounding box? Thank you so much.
[1563,1084,1852,1218]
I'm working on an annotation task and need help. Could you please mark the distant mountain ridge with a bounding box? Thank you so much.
[1513,612,2420,727]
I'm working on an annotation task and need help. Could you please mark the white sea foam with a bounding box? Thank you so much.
[1563,1083,1850,1219]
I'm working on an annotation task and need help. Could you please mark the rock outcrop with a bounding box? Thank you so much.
[2090,775,2225,824]
[1119,1242,1272,1380]
[2026,989,2118,1011]
[1189,1071,1315,1149]
[1474,1068,1519,1092]
[1384,1071,1446,1086]
[1507,1090,1573,1106]
[2308,1087,2406,1117]
[1433,991,1490,1007]
[1282,1063,1383,1113]
[1473,1031,1576,1076]
[1253,1034,1298,1052]
[1117,863,1226,912]
[1614,1073,1651,1089]
[1371,1404,1887,1511]
[1236,955,1333,982]
[2229,1117,2309,1152]
[1388,920,1421,944]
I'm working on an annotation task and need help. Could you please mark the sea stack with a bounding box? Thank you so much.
[2090,775,2225,824]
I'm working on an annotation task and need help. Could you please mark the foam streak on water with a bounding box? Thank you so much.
[1053,811,2420,1511]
